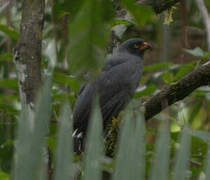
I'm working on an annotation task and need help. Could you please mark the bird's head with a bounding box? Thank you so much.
[118,38,152,57]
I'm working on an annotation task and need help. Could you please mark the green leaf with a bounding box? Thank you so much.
[109,19,133,27]
[0,53,13,62]
[113,108,134,180]
[188,129,210,143]
[0,103,18,114]
[53,72,80,92]
[204,145,210,179]
[54,103,74,180]
[189,101,202,124]
[0,24,18,41]
[174,61,196,81]
[0,171,10,180]
[0,79,18,91]
[172,127,191,180]
[120,0,154,25]
[14,77,52,180]
[171,121,181,133]
[162,71,175,84]
[184,47,204,57]
[53,0,84,22]
[113,104,145,180]
[68,0,111,79]
[202,51,210,60]
[143,62,173,73]
[131,111,146,180]
[134,84,156,98]
[82,97,103,180]
[149,118,170,180]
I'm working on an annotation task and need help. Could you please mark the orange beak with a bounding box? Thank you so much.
[139,42,152,51]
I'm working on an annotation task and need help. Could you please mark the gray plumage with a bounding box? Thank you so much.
[73,38,151,153]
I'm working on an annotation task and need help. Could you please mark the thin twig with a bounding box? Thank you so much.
[0,1,10,14]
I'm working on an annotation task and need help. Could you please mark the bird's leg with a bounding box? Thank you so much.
[104,116,121,157]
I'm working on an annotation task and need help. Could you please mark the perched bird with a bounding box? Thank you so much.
[73,38,152,153]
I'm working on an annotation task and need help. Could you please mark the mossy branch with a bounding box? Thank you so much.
[144,61,210,120]
[138,0,181,14]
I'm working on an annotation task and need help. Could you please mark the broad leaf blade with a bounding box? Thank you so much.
[13,77,52,180]
[54,103,74,180]
[53,72,80,92]
[184,47,204,57]
[134,84,156,98]
[82,98,103,180]
[204,146,210,180]
[143,62,173,73]
[0,24,18,41]
[120,0,154,25]
[112,107,135,180]
[172,127,191,180]
[68,0,110,79]
[149,118,170,180]
[188,129,210,143]
[131,111,146,179]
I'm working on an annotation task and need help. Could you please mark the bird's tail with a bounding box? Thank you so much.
[72,129,85,154]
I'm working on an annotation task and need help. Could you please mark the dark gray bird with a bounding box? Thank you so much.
[73,38,152,153]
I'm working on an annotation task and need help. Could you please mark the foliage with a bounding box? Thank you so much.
[0,0,210,179]
[13,77,52,180]
[11,90,210,179]
[67,0,113,79]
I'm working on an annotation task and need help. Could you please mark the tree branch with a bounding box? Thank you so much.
[138,0,181,14]
[144,61,210,120]
[13,0,45,107]
[142,0,210,120]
